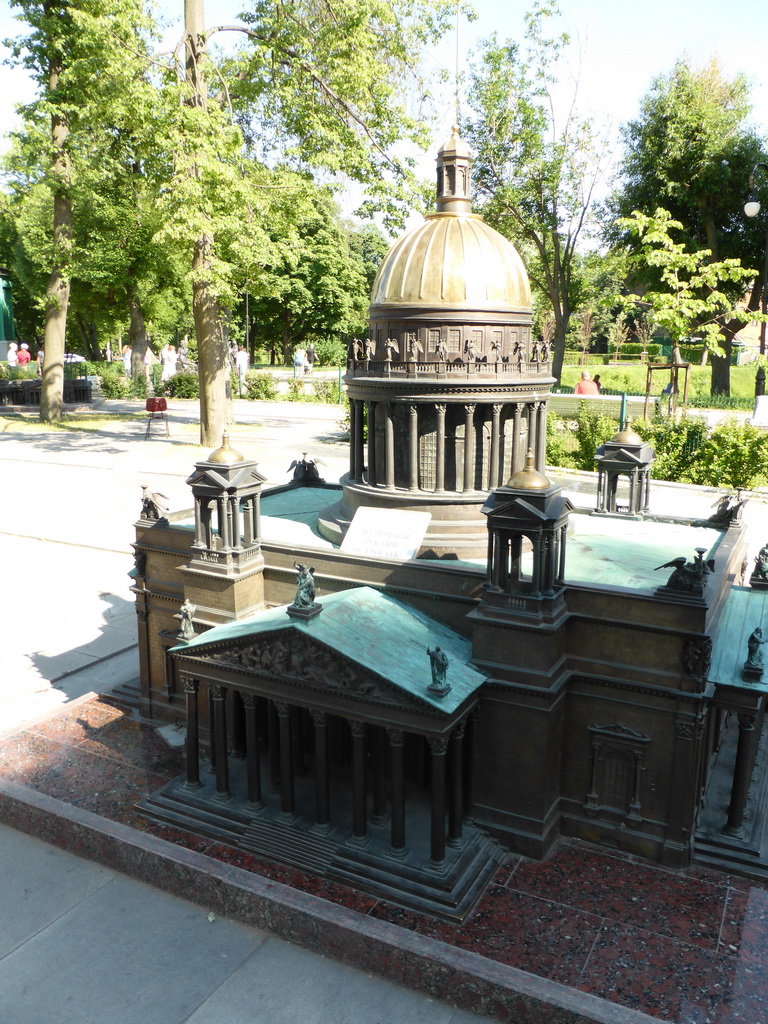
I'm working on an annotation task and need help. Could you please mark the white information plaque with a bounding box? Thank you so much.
[340,507,431,561]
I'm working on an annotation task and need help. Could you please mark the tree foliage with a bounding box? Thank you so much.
[608,59,768,392]
[247,184,370,361]
[462,1,611,380]
[616,208,756,350]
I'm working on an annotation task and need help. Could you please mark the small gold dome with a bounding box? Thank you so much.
[507,450,550,490]
[208,432,245,464]
[611,426,644,446]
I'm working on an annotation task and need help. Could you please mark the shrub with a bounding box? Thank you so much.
[573,403,619,470]
[156,372,199,399]
[99,372,136,399]
[243,371,278,401]
[633,415,708,483]
[694,419,768,490]
[546,416,576,469]
[311,379,343,404]
[286,379,304,400]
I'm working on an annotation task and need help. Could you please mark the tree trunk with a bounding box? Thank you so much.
[126,279,148,377]
[186,0,230,444]
[194,234,231,446]
[39,59,71,424]
[551,321,568,382]
[710,331,733,395]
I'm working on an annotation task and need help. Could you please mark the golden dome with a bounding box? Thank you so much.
[370,214,531,310]
[369,127,531,311]
[507,450,550,490]
[208,432,245,464]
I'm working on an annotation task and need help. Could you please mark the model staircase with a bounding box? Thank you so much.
[241,816,339,876]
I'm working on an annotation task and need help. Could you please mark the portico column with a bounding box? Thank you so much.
[210,685,230,801]
[434,404,446,493]
[217,496,230,549]
[490,403,502,489]
[384,402,395,489]
[354,401,365,482]
[724,712,758,838]
[231,689,246,759]
[536,401,547,472]
[182,677,202,791]
[448,722,466,845]
[349,400,357,478]
[193,501,206,548]
[242,694,263,809]
[387,727,406,855]
[275,701,295,817]
[229,496,241,549]
[408,404,419,490]
[310,710,330,831]
[372,726,388,824]
[429,736,448,865]
[527,404,537,470]
[511,404,522,475]
[350,719,367,840]
[366,401,377,487]
[463,404,475,492]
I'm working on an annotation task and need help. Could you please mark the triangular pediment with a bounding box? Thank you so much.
[179,628,455,716]
[186,465,267,491]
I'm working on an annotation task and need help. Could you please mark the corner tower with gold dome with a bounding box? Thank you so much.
[319,127,554,557]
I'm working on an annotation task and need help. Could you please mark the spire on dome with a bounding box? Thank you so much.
[435,125,472,214]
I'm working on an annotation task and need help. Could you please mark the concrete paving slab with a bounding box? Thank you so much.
[0,823,115,958]
[0,872,265,1024]
[185,934,488,1024]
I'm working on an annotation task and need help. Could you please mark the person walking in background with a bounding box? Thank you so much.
[36,346,44,375]
[306,343,316,373]
[160,343,178,382]
[122,344,132,376]
[6,342,18,375]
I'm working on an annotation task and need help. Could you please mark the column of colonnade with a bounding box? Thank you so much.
[346,398,548,493]
[180,677,472,864]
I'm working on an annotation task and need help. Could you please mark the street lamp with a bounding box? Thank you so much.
[744,162,768,358]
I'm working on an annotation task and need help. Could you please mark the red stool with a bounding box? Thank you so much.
[145,397,169,439]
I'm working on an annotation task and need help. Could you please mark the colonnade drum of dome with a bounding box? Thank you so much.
[319,127,554,558]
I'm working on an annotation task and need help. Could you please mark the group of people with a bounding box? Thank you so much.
[573,370,603,395]
[4,342,40,375]
[293,344,316,374]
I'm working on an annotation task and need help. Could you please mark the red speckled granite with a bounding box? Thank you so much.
[1,695,767,1024]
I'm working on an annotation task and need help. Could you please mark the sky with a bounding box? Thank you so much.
[0,0,766,190]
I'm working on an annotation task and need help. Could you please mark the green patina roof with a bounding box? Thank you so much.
[710,586,768,694]
[563,514,723,590]
[172,586,485,714]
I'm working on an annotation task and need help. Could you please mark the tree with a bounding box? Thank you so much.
[462,2,611,381]
[608,59,768,393]
[5,0,158,418]
[160,0,454,445]
[616,208,756,352]
[247,184,370,361]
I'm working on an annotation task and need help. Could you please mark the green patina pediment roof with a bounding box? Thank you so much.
[172,586,486,714]
[709,586,768,693]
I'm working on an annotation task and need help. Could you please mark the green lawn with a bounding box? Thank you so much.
[559,362,760,401]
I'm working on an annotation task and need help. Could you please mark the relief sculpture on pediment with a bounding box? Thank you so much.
[205,633,389,703]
